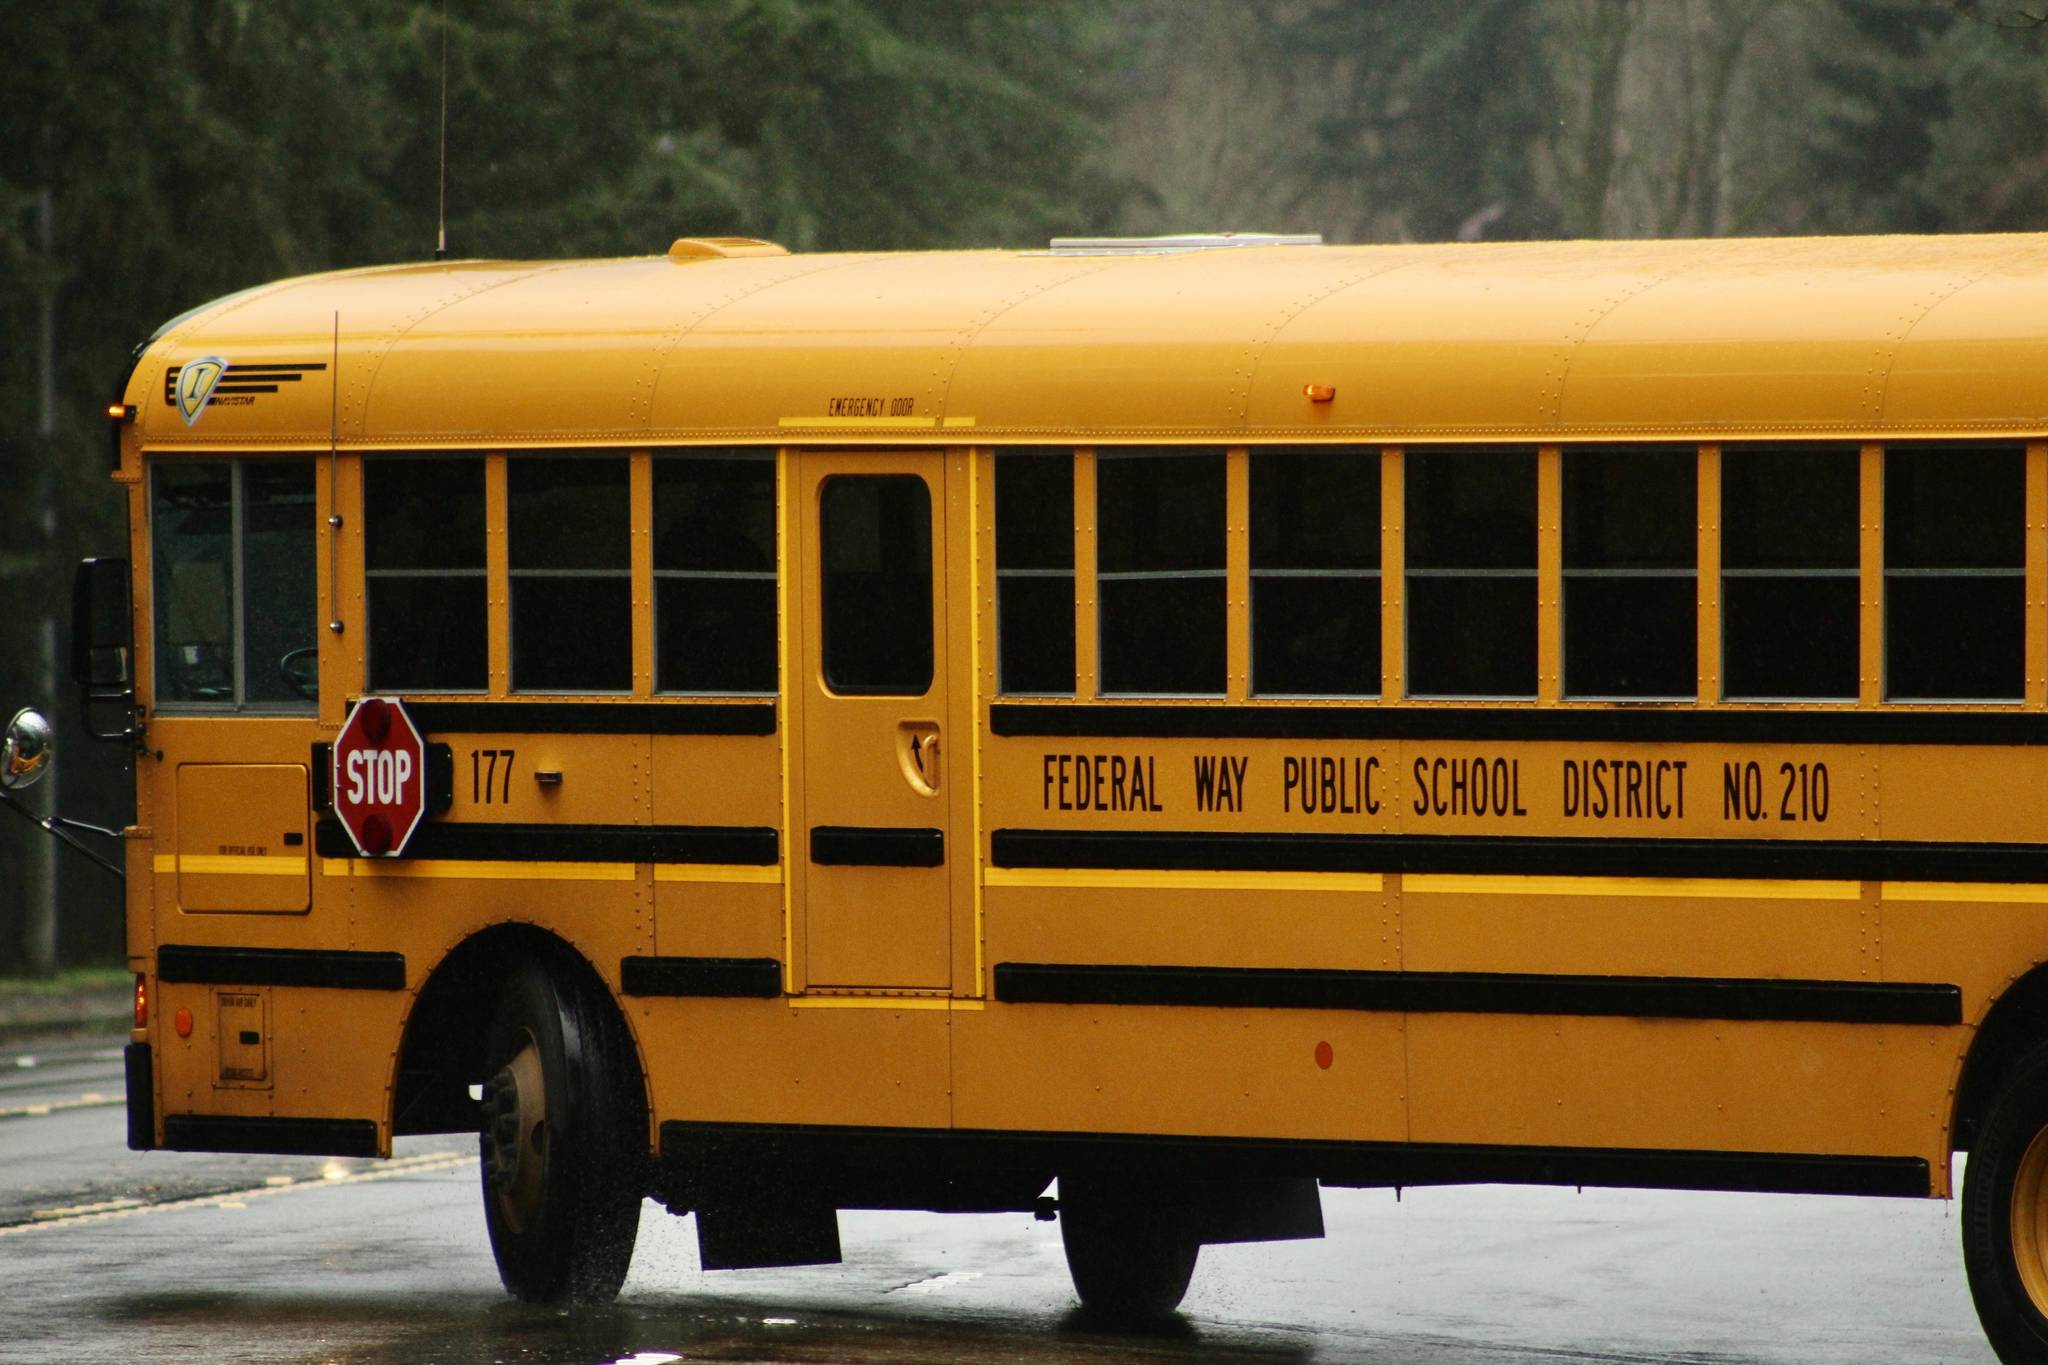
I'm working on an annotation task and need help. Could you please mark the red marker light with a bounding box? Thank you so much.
[1314,1040,1334,1070]
[174,1007,194,1039]
[134,974,148,1029]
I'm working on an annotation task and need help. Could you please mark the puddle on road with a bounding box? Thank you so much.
[97,1292,1325,1365]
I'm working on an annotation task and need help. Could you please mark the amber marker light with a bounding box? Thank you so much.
[133,974,147,1029]
[1303,383,1336,403]
[106,403,135,422]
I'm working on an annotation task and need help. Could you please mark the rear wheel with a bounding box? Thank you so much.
[1965,1041,2048,1363]
[479,960,644,1302]
[1059,1176,1200,1323]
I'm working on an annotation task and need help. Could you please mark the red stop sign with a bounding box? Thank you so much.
[332,697,427,857]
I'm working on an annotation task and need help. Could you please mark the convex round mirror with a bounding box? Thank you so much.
[2,708,53,791]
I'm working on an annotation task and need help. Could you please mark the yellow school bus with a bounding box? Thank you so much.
[41,229,2048,1357]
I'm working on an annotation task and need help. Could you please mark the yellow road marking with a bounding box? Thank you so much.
[0,1093,121,1121]
[0,1151,476,1238]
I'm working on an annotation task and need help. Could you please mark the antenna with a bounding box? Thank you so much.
[327,311,344,640]
[435,0,449,260]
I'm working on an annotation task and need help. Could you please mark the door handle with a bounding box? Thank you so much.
[898,722,941,797]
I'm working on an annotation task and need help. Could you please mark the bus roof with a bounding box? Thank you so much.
[128,233,2048,450]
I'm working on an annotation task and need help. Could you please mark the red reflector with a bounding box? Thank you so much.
[134,974,147,1029]
[1314,1040,1334,1070]
[174,1006,193,1039]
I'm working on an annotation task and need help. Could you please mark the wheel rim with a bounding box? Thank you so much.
[2013,1126,2048,1313]
[483,1033,548,1236]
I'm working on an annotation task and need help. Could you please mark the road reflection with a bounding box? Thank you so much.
[102,1291,1324,1365]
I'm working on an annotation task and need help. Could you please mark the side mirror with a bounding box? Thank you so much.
[71,557,139,743]
[2,708,53,791]
[71,557,132,692]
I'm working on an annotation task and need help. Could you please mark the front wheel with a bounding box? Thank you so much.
[480,961,645,1303]
[1965,1042,2048,1363]
[1059,1176,1200,1324]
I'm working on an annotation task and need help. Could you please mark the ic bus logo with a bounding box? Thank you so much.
[173,356,228,425]
[163,358,328,424]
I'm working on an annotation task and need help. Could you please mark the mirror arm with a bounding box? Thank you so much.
[0,789,125,879]
[77,683,144,746]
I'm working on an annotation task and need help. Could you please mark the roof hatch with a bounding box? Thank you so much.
[1036,232,1323,257]
[668,237,791,262]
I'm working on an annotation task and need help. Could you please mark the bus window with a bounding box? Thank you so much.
[1722,446,1858,701]
[1097,450,1226,696]
[366,457,487,693]
[820,475,934,695]
[1564,447,1697,699]
[995,451,1076,695]
[654,453,777,695]
[1250,450,1378,696]
[510,456,631,693]
[1405,448,1537,698]
[1885,444,2024,701]
[151,459,316,709]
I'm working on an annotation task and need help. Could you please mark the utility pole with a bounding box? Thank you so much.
[26,183,59,978]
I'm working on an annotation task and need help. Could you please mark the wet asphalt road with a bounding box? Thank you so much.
[0,1033,2002,1364]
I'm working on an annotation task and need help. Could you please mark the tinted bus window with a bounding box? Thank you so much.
[366,457,487,692]
[153,459,318,709]
[655,454,777,694]
[510,456,631,692]
[821,475,934,695]
[1098,451,1226,696]
[1564,447,1697,699]
[1723,447,1859,700]
[1885,445,2024,701]
[1406,449,1537,697]
[1250,450,1379,696]
[996,451,1076,695]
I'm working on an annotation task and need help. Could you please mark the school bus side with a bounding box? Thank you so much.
[104,235,2048,1352]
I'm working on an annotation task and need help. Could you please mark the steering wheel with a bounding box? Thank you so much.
[279,646,319,701]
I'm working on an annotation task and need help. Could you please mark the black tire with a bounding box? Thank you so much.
[1059,1176,1200,1324]
[1965,1041,2048,1363]
[479,960,645,1303]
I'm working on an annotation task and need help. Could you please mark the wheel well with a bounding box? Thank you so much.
[391,925,641,1138]
[1955,963,2048,1153]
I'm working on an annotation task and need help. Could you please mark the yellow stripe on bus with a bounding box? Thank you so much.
[1881,881,2048,904]
[322,859,636,881]
[653,864,783,884]
[1402,874,1861,901]
[779,415,936,429]
[788,995,985,1011]
[984,868,1382,893]
[152,854,307,877]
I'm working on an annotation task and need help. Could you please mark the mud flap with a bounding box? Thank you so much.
[696,1197,842,1270]
[1185,1176,1325,1245]
[124,1042,153,1151]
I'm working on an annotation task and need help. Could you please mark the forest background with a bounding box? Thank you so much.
[3,0,2046,972]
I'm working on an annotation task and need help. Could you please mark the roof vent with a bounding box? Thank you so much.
[668,237,791,262]
[1037,232,1322,257]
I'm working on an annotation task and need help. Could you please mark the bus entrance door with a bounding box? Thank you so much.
[795,454,951,991]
